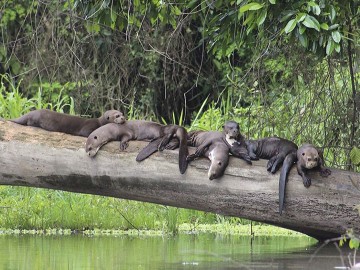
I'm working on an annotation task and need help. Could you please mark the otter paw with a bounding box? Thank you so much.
[266,161,274,172]
[244,158,252,165]
[270,165,279,174]
[186,154,196,161]
[250,154,259,160]
[120,142,129,151]
[303,177,311,188]
[320,168,331,177]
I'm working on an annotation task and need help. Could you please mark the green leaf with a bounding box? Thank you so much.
[335,43,341,53]
[298,33,308,48]
[172,6,182,16]
[240,2,263,13]
[243,12,255,25]
[269,0,276,4]
[280,10,295,22]
[299,24,306,34]
[328,24,339,30]
[308,1,317,7]
[330,5,336,23]
[350,147,360,165]
[284,19,297,34]
[257,9,267,26]
[326,38,335,55]
[312,5,320,16]
[349,239,360,249]
[295,13,306,22]
[331,31,341,43]
[320,23,329,30]
[302,15,320,31]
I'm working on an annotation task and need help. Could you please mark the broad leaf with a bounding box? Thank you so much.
[257,9,267,26]
[298,33,308,48]
[350,147,360,165]
[320,23,329,30]
[280,10,295,22]
[239,2,263,13]
[330,5,336,23]
[331,31,341,43]
[269,0,276,4]
[295,13,306,22]
[302,15,320,31]
[328,24,339,30]
[326,38,335,55]
[335,43,341,53]
[284,19,296,33]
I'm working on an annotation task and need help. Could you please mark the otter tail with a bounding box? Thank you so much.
[9,115,29,125]
[176,127,189,174]
[279,151,297,215]
[136,137,164,162]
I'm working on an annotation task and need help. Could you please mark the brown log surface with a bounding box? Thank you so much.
[0,120,359,240]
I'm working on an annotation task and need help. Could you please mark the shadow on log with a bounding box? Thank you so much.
[0,120,359,240]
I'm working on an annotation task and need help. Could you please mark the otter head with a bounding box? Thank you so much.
[223,121,240,146]
[104,110,126,124]
[207,146,229,180]
[300,148,320,169]
[85,133,107,157]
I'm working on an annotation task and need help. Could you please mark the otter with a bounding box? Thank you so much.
[10,109,125,137]
[85,120,188,174]
[189,121,253,164]
[296,143,331,188]
[186,130,230,180]
[244,137,298,215]
[184,121,253,180]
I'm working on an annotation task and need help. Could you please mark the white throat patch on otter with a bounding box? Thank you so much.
[225,134,236,146]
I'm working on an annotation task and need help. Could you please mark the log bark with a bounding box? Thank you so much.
[0,120,359,240]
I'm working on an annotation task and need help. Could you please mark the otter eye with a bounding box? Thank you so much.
[89,147,92,151]
[302,153,305,156]
[314,157,318,161]
[107,116,110,120]
[94,136,98,140]
[218,162,222,166]
[116,115,120,118]
[307,158,311,161]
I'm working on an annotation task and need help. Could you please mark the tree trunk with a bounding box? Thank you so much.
[0,120,359,240]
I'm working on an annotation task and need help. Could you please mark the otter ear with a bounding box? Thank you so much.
[94,136,98,140]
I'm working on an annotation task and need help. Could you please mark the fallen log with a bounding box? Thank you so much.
[0,120,359,240]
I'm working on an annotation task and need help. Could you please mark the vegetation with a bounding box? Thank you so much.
[0,0,359,247]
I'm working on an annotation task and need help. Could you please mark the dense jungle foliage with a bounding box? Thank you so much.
[0,0,359,239]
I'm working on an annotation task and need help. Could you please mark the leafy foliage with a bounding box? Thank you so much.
[350,147,360,166]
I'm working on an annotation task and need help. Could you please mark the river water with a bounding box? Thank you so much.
[0,233,357,270]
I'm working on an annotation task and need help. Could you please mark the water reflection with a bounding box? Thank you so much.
[0,233,357,270]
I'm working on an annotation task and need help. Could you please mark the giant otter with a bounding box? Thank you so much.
[10,109,125,137]
[244,137,298,215]
[296,143,331,188]
[185,121,253,180]
[186,130,230,180]
[189,121,253,164]
[85,120,188,174]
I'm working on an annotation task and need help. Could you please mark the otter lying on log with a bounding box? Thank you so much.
[10,109,125,137]
[85,120,189,174]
